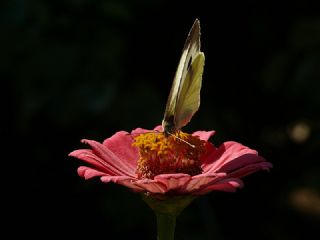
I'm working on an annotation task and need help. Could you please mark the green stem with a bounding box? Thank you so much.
[156,212,176,240]
[142,194,197,240]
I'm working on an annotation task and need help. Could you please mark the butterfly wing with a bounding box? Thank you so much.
[174,51,204,129]
[162,19,204,133]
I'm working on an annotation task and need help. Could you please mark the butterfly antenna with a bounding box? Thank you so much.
[168,132,195,148]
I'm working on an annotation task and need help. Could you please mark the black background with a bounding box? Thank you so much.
[3,1,320,239]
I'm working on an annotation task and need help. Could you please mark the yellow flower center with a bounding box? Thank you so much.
[133,131,206,179]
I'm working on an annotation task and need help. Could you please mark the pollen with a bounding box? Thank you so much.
[133,131,206,179]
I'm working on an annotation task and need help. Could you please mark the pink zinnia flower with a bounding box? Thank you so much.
[69,125,272,196]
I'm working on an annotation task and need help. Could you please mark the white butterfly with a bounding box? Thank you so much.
[162,19,205,136]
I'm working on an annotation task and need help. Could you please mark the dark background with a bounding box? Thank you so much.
[3,1,320,239]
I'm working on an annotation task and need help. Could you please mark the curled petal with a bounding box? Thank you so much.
[192,130,215,141]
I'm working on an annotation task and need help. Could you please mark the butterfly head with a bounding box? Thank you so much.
[162,116,177,137]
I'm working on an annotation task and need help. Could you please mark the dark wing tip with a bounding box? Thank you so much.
[183,19,201,50]
[194,18,200,28]
[190,18,200,35]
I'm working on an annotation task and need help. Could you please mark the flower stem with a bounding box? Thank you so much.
[142,194,196,240]
[156,212,176,240]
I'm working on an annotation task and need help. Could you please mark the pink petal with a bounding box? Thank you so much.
[192,130,216,141]
[131,125,163,134]
[81,139,135,177]
[100,176,144,192]
[154,174,192,192]
[201,142,217,166]
[182,173,227,193]
[154,125,163,132]
[194,179,243,195]
[77,166,108,179]
[218,154,270,174]
[102,131,138,172]
[131,127,151,135]
[134,179,168,194]
[69,149,120,176]
[227,161,273,178]
[202,141,263,174]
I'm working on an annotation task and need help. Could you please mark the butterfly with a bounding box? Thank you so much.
[162,19,205,137]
